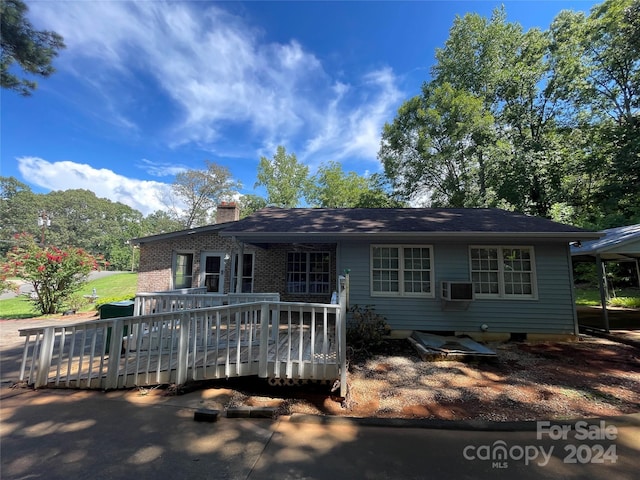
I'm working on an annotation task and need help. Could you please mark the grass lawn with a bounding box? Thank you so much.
[574,286,640,308]
[0,272,138,320]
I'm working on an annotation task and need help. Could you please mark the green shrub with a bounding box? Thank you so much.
[609,296,640,308]
[94,295,136,310]
[347,304,390,357]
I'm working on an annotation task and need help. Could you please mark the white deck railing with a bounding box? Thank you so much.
[18,288,347,396]
[133,292,281,316]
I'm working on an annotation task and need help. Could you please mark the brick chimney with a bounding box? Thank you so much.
[216,202,240,223]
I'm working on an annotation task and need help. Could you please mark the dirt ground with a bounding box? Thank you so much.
[217,335,640,422]
[3,311,640,422]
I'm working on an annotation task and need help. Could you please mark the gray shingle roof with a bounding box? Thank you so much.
[221,207,599,238]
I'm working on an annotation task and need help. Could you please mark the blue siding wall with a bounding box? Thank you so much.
[338,239,576,334]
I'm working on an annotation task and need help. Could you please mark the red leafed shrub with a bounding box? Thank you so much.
[0,233,108,315]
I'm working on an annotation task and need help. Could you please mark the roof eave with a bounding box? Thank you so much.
[131,224,227,245]
[222,231,602,240]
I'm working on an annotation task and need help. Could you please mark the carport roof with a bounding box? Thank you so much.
[571,224,640,260]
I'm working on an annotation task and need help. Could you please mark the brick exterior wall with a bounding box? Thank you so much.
[137,232,337,303]
[137,233,237,293]
[253,243,337,303]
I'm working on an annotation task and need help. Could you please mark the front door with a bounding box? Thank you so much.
[201,253,225,293]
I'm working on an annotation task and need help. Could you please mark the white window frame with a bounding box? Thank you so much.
[231,252,255,293]
[370,245,435,298]
[172,251,194,290]
[469,245,538,300]
[199,251,226,293]
[286,251,331,295]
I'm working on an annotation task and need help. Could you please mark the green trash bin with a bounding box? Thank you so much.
[100,301,134,353]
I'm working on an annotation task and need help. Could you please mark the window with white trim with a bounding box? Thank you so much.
[173,252,194,289]
[470,246,536,298]
[231,253,254,293]
[286,252,330,295]
[371,245,433,296]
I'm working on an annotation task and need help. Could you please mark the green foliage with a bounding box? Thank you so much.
[609,295,640,308]
[0,177,190,270]
[255,146,309,208]
[303,161,405,208]
[94,296,135,310]
[305,161,370,208]
[575,287,640,307]
[573,262,598,287]
[380,83,494,207]
[378,0,640,227]
[346,305,391,357]
[238,194,268,218]
[140,210,184,236]
[0,0,65,95]
[0,233,107,314]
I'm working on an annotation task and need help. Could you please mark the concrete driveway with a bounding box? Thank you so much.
[1,387,639,480]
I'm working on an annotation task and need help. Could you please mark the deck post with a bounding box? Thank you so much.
[596,254,610,332]
[105,319,125,389]
[258,302,270,377]
[34,327,55,388]
[175,312,190,385]
[338,274,349,398]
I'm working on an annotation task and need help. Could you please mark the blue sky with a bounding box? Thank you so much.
[1,0,598,215]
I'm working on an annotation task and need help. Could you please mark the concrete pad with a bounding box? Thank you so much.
[252,416,640,480]
[0,389,274,480]
[1,389,640,480]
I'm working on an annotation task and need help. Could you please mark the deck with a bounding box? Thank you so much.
[18,293,347,396]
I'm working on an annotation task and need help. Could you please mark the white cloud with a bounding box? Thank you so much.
[18,157,170,216]
[137,159,188,178]
[302,68,404,166]
[29,1,404,167]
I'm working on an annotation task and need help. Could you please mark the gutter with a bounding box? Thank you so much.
[220,231,603,241]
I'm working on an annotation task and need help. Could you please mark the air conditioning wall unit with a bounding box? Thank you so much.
[441,281,474,301]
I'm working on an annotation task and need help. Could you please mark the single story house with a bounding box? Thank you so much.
[132,204,600,340]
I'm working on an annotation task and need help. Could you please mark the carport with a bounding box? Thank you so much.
[571,224,640,332]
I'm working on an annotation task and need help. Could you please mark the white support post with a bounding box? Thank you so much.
[105,319,124,390]
[34,328,55,388]
[258,302,270,377]
[19,335,31,382]
[339,274,349,398]
[175,312,190,386]
[235,241,244,293]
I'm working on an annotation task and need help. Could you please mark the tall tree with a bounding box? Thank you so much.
[168,161,239,228]
[0,177,40,254]
[380,83,494,207]
[0,0,65,95]
[380,6,594,218]
[237,194,267,218]
[550,0,640,225]
[255,146,309,208]
[140,210,183,236]
[305,161,371,208]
